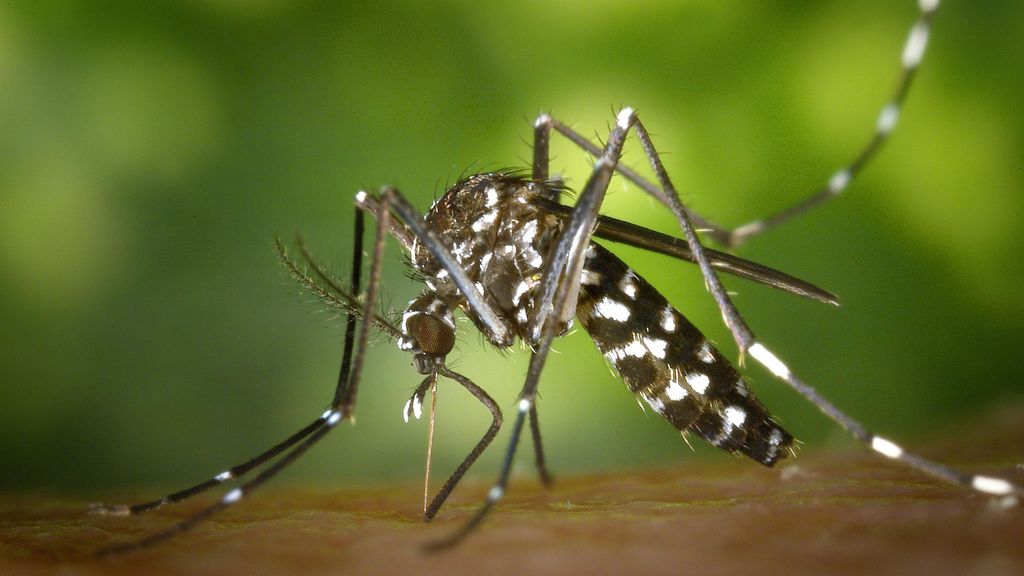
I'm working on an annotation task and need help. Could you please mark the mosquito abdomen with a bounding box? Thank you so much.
[576,242,793,466]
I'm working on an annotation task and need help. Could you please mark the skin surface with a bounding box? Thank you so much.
[4,410,1022,576]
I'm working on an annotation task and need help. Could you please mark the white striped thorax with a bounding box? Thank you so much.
[402,174,567,352]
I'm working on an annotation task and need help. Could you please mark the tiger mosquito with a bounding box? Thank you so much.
[93,0,1021,555]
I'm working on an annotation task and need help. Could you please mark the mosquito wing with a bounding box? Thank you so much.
[534,197,839,306]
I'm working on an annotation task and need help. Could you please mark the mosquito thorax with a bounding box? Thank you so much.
[410,172,565,349]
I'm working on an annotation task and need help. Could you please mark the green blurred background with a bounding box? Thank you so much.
[1,0,1022,496]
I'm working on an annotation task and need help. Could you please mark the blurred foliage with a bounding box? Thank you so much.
[1,0,1022,493]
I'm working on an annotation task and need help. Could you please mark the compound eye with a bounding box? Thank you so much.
[406,313,455,358]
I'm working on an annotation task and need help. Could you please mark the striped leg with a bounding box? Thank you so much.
[550,105,1024,509]
[420,366,503,521]
[95,191,391,555]
[542,0,942,249]
[728,0,941,246]
[624,106,1024,503]
[91,210,371,523]
[747,342,1022,503]
[637,96,1018,505]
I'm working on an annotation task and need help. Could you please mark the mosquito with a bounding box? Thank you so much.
[93,0,1021,555]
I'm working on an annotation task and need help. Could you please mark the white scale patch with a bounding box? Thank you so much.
[618,270,638,299]
[622,339,648,358]
[488,486,504,502]
[427,299,445,316]
[411,395,424,420]
[518,398,533,413]
[526,250,544,268]
[616,106,635,129]
[397,309,417,350]
[642,336,668,359]
[697,341,714,364]
[749,342,791,378]
[876,103,900,135]
[594,297,631,322]
[902,22,930,68]
[519,220,538,244]
[765,428,784,459]
[685,372,710,395]
[604,339,646,362]
[452,240,471,260]
[871,436,903,459]
[972,475,1014,496]
[723,406,747,430]
[485,186,499,207]
[581,269,602,286]
[828,169,851,195]
[471,209,498,232]
[660,306,676,332]
[665,378,688,401]
[512,279,532,306]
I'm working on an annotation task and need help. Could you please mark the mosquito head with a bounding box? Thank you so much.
[405,312,456,374]
[399,293,457,374]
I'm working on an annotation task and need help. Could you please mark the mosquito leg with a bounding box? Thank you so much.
[96,189,391,555]
[96,416,345,556]
[623,110,1022,503]
[423,380,531,551]
[92,210,369,521]
[618,113,757,357]
[744,341,1023,502]
[729,1,941,246]
[547,117,719,237]
[529,108,635,341]
[533,113,551,183]
[528,404,554,487]
[423,366,503,521]
[336,191,390,417]
[548,1,941,248]
[334,204,365,405]
[89,416,329,518]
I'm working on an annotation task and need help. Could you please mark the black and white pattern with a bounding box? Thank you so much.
[92,0,1021,556]
[577,242,792,466]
